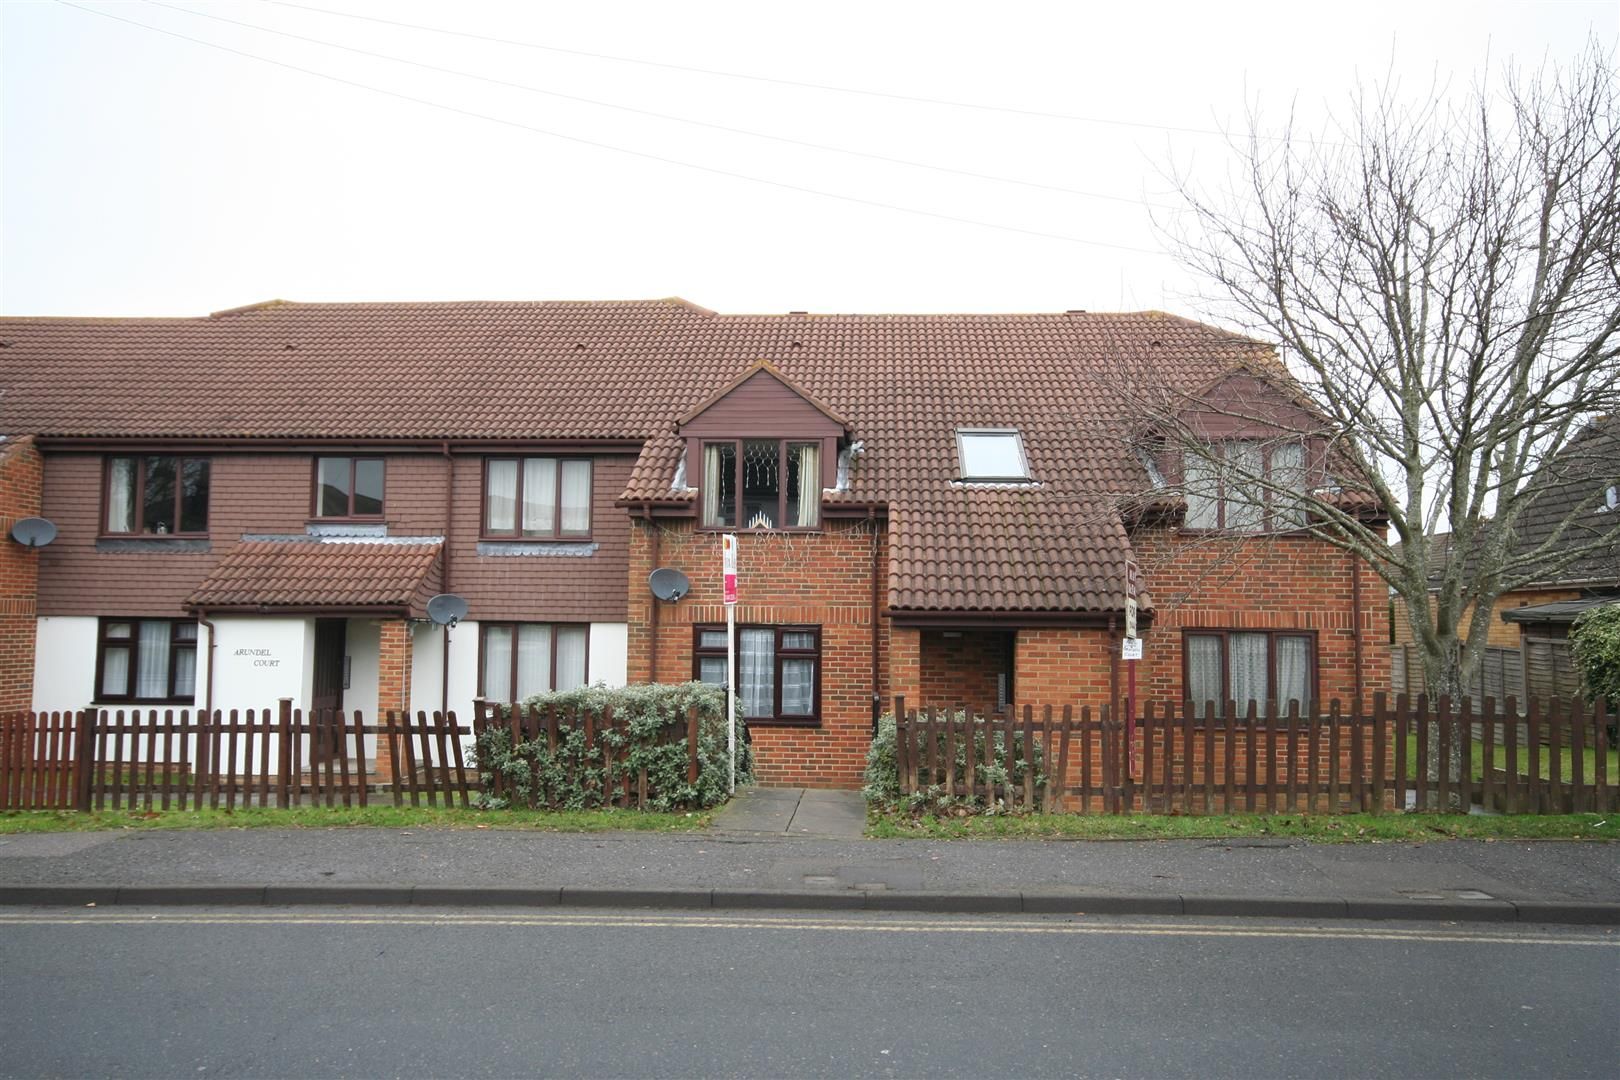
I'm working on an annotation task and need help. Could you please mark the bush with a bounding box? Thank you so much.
[863,711,1044,815]
[472,682,751,811]
[1570,602,1620,707]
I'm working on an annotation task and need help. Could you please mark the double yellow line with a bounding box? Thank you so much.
[0,909,1612,946]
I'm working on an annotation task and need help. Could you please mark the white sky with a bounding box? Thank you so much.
[2,0,1614,319]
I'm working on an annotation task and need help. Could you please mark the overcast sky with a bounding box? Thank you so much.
[2,0,1613,319]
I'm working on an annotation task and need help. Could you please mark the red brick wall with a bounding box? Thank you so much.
[1131,527,1390,709]
[627,517,887,788]
[917,630,1009,714]
[0,437,43,711]
[374,618,413,780]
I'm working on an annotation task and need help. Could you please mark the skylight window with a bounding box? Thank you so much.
[956,429,1030,481]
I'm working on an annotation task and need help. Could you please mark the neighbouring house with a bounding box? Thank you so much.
[1391,417,1620,702]
[0,298,1390,787]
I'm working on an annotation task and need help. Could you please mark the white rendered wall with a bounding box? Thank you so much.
[208,616,312,718]
[588,622,629,687]
[32,616,103,712]
[343,619,381,720]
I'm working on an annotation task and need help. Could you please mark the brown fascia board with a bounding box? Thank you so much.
[617,498,889,518]
[182,603,415,617]
[36,436,646,454]
[889,610,1149,630]
[673,359,852,432]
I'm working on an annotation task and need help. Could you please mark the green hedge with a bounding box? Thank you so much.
[863,711,1045,814]
[472,682,751,811]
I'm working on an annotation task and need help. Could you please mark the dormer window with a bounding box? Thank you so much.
[701,440,820,530]
[956,428,1029,482]
[1184,441,1307,532]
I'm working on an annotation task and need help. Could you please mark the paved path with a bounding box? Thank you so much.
[708,786,867,837]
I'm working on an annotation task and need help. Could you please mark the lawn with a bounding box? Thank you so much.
[1402,734,1618,783]
[0,805,712,834]
[866,809,1618,842]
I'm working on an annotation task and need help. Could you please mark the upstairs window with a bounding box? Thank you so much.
[105,456,209,535]
[314,457,385,518]
[484,457,593,539]
[956,429,1029,481]
[1184,441,1306,532]
[701,440,820,529]
[97,618,198,702]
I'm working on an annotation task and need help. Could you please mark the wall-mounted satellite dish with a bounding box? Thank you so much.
[425,593,469,628]
[648,567,690,602]
[9,517,57,548]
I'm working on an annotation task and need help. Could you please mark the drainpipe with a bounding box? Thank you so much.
[869,507,881,731]
[440,440,453,717]
[1350,547,1364,711]
[197,608,218,715]
[646,504,660,685]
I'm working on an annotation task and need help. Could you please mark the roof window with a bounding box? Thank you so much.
[956,428,1030,482]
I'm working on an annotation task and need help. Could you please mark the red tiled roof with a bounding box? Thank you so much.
[1,299,1277,615]
[184,541,442,612]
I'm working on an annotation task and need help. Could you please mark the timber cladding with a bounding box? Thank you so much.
[627,518,887,788]
[0,437,43,710]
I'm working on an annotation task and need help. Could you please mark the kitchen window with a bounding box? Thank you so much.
[1184,629,1316,714]
[484,458,593,539]
[480,623,589,701]
[96,618,198,703]
[104,456,210,535]
[693,625,820,723]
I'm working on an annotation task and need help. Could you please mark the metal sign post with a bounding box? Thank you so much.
[1123,561,1141,779]
[722,533,738,794]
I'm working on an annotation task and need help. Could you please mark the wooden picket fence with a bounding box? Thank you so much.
[469,699,703,810]
[0,701,473,811]
[892,694,1616,815]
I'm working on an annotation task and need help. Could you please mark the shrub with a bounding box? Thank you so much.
[1570,602,1620,707]
[863,711,1044,815]
[472,682,751,811]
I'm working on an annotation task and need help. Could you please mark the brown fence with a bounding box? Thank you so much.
[470,700,702,810]
[0,701,472,812]
[892,694,1616,815]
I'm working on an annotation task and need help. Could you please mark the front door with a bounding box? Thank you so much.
[311,618,346,713]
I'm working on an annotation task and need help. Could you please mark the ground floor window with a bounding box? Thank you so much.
[1184,629,1316,713]
[480,623,589,702]
[96,618,198,703]
[693,625,820,723]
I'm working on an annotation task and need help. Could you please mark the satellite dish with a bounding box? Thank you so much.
[425,593,469,627]
[9,517,57,548]
[648,567,690,603]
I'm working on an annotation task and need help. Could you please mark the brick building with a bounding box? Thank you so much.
[0,298,1389,787]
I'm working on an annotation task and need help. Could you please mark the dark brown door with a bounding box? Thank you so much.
[311,619,346,713]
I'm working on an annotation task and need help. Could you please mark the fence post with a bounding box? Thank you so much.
[276,698,293,810]
[73,708,97,812]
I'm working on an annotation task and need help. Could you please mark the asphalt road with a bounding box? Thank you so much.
[0,907,1614,1079]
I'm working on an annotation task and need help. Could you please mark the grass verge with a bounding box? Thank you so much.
[866,809,1618,841]
[0,805,712,834]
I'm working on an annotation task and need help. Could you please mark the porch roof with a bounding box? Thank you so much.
[185,540,443,614]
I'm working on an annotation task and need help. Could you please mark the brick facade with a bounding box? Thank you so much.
[374,618,413,780]
[916,629,1010,714]
[0,437,43,712]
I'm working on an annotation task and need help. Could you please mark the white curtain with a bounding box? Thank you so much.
[1183,455,1219,529]
[739,628,774,717]
[1186,634,1223,712]
[792,444,819,527]
[173,642,196,698]
[1230,632,1269,712]
[515,624,552,699]
[486,460,517,533]
[1270,443,1306,528]
[698,657,728,685]
[702,445,722,526]
[555,626,588,690]
[107,458,135,532]
[482,626,513,701]
[101,645,130,697]
[781,659,814,715]
[522,459,556,535]
[1276,635,1311,711]
[135,621,170,699]
[1224,442,1264,531]
[560,460,592,534]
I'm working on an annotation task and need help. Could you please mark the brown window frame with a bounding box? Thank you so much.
[692,624,822,726]
[310,456,387,520]
[697,439,821,532]
[480,457,594,540]
[1181,628,1319,716]
[101,455,211,537]
[476,622,592,702]
[94,617,199,704]
[1182,441,1308,534]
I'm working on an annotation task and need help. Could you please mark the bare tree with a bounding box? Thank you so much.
[1147,41,1620,711]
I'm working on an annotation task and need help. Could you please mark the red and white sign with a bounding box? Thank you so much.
[722,533,738,606]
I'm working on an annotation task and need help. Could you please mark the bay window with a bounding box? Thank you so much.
[1184,630,1315,714]
[96,618,198,702]
[700,440,820,530]
[484,457,592,538]
[104,456,210,535]
[694,625,820,723]
[1184,441,1306,532]
[480,623,589,702]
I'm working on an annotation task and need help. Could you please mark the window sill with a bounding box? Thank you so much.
[695,526,822,535]
[95,537,212,554]
[305,517,388,526]
[90,700,197,709]
[743,715,821,728]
